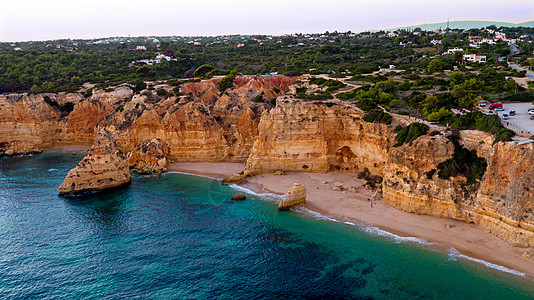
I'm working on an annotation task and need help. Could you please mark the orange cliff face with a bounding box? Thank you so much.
[2,76,534,250]
[0,94,61,154]
[382,134,534,248]
[57,128,130,195]
[244,96,392,175]
[0,76,297,159]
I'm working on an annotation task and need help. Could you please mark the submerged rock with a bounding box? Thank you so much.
[230,193,246,200]
[57,128,131,195]
[278,183,306,211]
[128,138,168,175]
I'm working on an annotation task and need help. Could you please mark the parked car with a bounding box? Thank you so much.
[488,110,494,114]
[509,110,516,116]
[530,115,534,120]
[502,113,509,120]
[529,109,534,115]
[489,102,503,110]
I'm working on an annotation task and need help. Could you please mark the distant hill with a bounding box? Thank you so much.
[378,20,534,32]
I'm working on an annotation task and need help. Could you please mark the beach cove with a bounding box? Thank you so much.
[170,162,534,278]
[1,152,534,298]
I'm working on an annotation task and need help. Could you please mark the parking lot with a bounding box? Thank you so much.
[481,102,534,137]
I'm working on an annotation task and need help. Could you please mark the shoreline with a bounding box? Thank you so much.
[169,162,534,278]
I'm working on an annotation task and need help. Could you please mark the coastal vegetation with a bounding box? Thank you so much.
[1,25,532,97]
[437,137,487,185]
[394,122,430,146]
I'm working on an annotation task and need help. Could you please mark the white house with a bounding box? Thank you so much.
[462,54,486,63]
[443,47,463,55]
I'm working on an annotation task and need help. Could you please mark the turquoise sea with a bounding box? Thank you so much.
[1,152,534,299]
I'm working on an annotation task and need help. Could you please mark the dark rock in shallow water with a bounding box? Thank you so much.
[231,193,246,200]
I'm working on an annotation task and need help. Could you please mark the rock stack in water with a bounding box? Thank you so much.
[128,138,168,175]
[57,128,131,195]
[278,183,306,211]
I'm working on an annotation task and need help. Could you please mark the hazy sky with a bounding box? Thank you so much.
[1,0,533,41]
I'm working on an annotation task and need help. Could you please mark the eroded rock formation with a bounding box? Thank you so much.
[2,75,534,249]
[279,183,307,210]
[57,129,130,195]
[128,138,168,175]
[244,97,391,175]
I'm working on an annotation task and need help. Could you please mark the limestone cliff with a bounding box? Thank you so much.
[382,135,534,248]
[2,75,534,249]
[0,94,61,155]
[128,138,168,175]
[244,97,391,175]
[279,183,307,210]
[57,129,130,195]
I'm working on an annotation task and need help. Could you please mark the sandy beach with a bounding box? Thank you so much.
[170,162,534,277]
[45,145,89,153]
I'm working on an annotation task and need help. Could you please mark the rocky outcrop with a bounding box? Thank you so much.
[0,94,61,155]
[3,76,534,249]
[473,141,534,247]
[230,193,246,200]
[382,135,534,248]
[128,138,168,175]
[458,129,494,160]
[57,129,130,195]
[59,100,112,145]
[221,172,247,185]
[244,97,392,175]
[278,183,306,210]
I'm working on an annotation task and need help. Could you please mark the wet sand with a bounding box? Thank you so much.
[169,162,534,277]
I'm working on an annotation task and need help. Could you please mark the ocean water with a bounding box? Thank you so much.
[1,153,534,299]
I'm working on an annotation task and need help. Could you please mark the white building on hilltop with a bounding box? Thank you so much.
[443,47,463,55]
[462,54,486,63]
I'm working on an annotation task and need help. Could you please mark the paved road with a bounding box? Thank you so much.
[510,44,519,55]
[482,102,534,136]
[508,63,534,80]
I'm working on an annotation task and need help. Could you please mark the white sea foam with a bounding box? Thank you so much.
[294,207,528,278]
[166,171,219,181]
[166,171,529,279]
[48,168,58,172]
[446,248,527,277]
[229,184,283,201]
[166,171,284,201]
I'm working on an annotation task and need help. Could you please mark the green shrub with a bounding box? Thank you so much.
[429,130,441,136]
[251,94,264,103]
[308,77,346,92]
[395,122,429,146]
[156,89,167,97]
[363,110,392,125]
[425,169,436,179]
[449,111,515,143]
[193,64,215,77]
[426,107,452,122]
[355,99,377,112]
[437,137,487,185]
